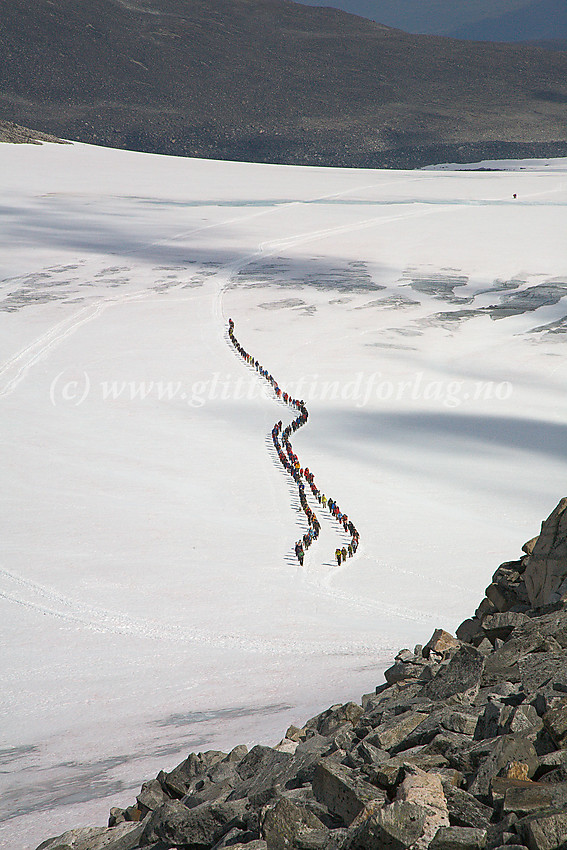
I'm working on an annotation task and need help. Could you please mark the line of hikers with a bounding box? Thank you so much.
[227,318,359,566]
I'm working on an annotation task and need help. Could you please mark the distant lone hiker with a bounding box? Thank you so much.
[513,193,517,199]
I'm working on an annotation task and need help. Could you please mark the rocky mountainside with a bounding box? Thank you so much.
[36,498,567,850]
[1,0,567,168]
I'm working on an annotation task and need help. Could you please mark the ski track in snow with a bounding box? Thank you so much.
[0,566,422,654]
[0,289,155,398]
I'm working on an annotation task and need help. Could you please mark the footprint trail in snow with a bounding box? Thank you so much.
[227,319,359,567]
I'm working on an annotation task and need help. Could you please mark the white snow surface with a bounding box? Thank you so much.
[1,142,566,849]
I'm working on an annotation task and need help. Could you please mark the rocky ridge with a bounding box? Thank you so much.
[37,499,567,850]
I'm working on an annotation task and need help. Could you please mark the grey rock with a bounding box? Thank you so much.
[429,826,487,850]
[421,732,477,771]
[211,826,258,848]
[229,746,294,803]
[476,598,498,620]
[499,705,543,737]
[215,842,267,850]
[519,653,567,696]
[475,701,505,740]
[141,798,247,847]
[331,723,358,752]
[457,620,484,644]
[367,710,429,751]
[260,797,327,850]
[311,758,386,826]
[395,765,450,849]
[355,740,389,766]
[160,750,227,798]
[37,823,146,850]
[305,702,363,737]
[542,699,567,747]
[476,703,543,741]
[524,537,540,556]
[468,735,539,801]
[534,749,567,780]
[485,582,519,613]
[523,499,567,609]
[137,780,170,815]
[477,639,496,656]
[343,800,427,850]
[369,752,449,789]
[481,613,530,642]
[384,661,434,685]
[424,645,485,704]
[482,626,552,687]
[441,784,495,830]
[491,846,528,850]
[518,807,567,850]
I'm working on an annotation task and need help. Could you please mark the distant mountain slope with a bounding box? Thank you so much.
[1,0,567,168]
[295,0,537,36]
[450,0,567,41]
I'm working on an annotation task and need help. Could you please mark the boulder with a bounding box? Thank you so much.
[215,842,267,850]
[468,735,539,801]
[456,619,484,644]
[159,750,227,798]
[230,745,295,803]
[355,740,389,766]
[429,826,487,850]
[260,797,327,850]
[137,780,170,815]
[518,808,567,850]
[519,652,567,695]
[395,766,449,849]
[367,711,429,751]
[424,645,485,704]
[36,823,145,850]
[481,613,530,642]
[501,782,554,816]
[523,499,567,609]
[370,752,449,790]
[485,582,519,613]
[304,702,363,737]
[140,798,248,847]
[311,758,385,826]
[482,625,553,687]
[384,661,435,686]
[542,700,567,747]
[477,702,543,740]
[441,785,493,830]
[343,800,428,850]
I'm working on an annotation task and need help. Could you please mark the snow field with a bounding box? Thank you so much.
[1,141,566,848]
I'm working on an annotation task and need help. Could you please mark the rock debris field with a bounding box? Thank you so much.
[37,498,567,850]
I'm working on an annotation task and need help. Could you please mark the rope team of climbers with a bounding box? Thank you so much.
[227,318,359,567]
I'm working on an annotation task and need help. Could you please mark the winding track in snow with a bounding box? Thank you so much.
[227,320,358,566]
